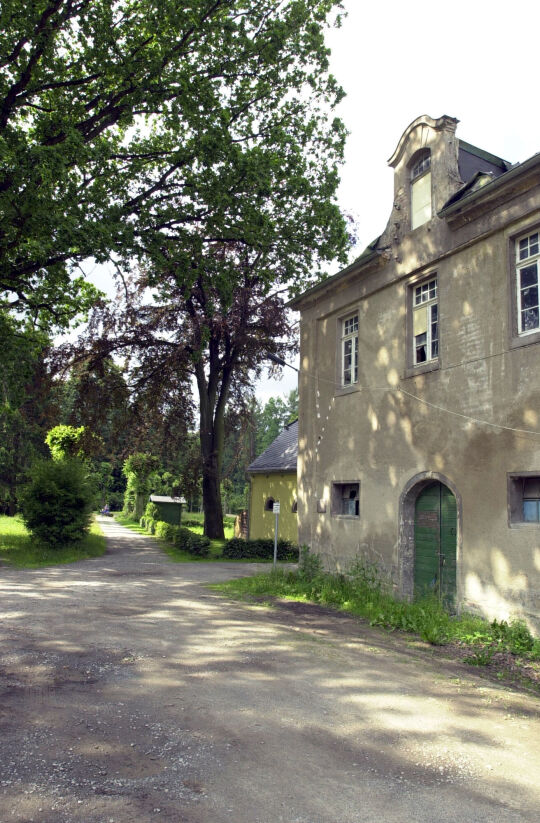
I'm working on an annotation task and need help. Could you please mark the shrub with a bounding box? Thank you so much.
[155,520,175,541]
[19,458,93,548]
[145,517,157,534]
[174,526,210,557]
[222,537,298,561]
[181,517,203,528]
[145,501,160,520]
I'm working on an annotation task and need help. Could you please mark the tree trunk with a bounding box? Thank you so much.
[196,357,229,540]
[201,450,224,539]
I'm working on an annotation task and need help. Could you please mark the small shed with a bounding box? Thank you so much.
[149,494,186,526]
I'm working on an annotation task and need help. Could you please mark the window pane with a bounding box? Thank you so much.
[523,500,540,522]
[521,285,538,309]
[522,307,539,332]
[411,172,431,229]
[415,333,427,363]
[520,264,538,289]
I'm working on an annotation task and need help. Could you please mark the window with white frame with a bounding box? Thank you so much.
[341,314,358,387]
[412,276,438,365]
[516,230,540,336]
[411,152,432,230]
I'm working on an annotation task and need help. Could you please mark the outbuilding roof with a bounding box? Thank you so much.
[247,419,298,474]
[150,495,187,504]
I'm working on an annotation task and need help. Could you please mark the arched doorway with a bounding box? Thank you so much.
[399,472,460,607]
[414,481,457,607]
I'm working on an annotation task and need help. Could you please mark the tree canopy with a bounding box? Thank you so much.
[1,0,346,331]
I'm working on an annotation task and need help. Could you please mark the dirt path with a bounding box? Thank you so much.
[1,517,540,823]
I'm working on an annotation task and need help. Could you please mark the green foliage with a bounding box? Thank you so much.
[122,453,160,517]
[223,537,298,561]
[0,312,53,514]
[18,459,93,547]
[145,502,160,520]
[1,0,347,335]
[155,520,175,541]
[173,526,211,558]
[139,516,210,557]
[256,391,299,456]
[0,515,105,567]
[45,424,103,461]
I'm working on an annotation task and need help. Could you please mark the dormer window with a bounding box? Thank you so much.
[410,151,431,230]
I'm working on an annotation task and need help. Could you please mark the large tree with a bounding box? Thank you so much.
[61,0,349,537]
[1,0,346,331]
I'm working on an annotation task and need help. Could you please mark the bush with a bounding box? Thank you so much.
[222,537,298,561]
[155,520,175,541]
[174,526,210,557]
[145,501,159,520]
[19,459,93,548]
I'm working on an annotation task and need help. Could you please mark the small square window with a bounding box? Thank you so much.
[508,474,540,525]
[331,482,360,517]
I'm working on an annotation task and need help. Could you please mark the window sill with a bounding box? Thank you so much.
[403,360,440,380]
[332,514,360,521]
[335,383,360,397]
[509,331,540,350]
[508,521,540,529]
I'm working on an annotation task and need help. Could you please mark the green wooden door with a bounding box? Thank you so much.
[414,482,456,607]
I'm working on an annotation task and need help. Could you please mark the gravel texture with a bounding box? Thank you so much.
[1,517,539,823]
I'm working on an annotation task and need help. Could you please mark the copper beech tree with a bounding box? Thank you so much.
[76,251,298,539]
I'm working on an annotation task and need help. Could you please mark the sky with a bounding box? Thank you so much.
[83,0,540,404]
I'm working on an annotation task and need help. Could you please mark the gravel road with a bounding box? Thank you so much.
[1,516,539,823]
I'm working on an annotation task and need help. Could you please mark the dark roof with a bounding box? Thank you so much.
[150,494,186,504]
[458,139,511,183]
[247,419,298,474]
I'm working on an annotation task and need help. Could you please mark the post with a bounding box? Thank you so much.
[272,501,280,567]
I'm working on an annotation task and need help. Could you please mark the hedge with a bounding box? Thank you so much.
[222,537,298,561]
[139,517,210,557]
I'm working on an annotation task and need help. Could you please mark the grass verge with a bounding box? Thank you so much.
[0,515,106,568]
[209,551,540,689]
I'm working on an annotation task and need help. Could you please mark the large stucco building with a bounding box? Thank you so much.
[290,115,540,629]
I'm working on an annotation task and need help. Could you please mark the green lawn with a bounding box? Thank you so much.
[0,515,106,568]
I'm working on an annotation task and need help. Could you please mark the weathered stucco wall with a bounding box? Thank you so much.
[296,120,540,631]
[249,473,298,544]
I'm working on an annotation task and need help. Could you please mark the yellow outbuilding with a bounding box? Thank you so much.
[247,420,298,544]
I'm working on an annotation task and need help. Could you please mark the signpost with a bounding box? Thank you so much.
[272,501,280,567]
